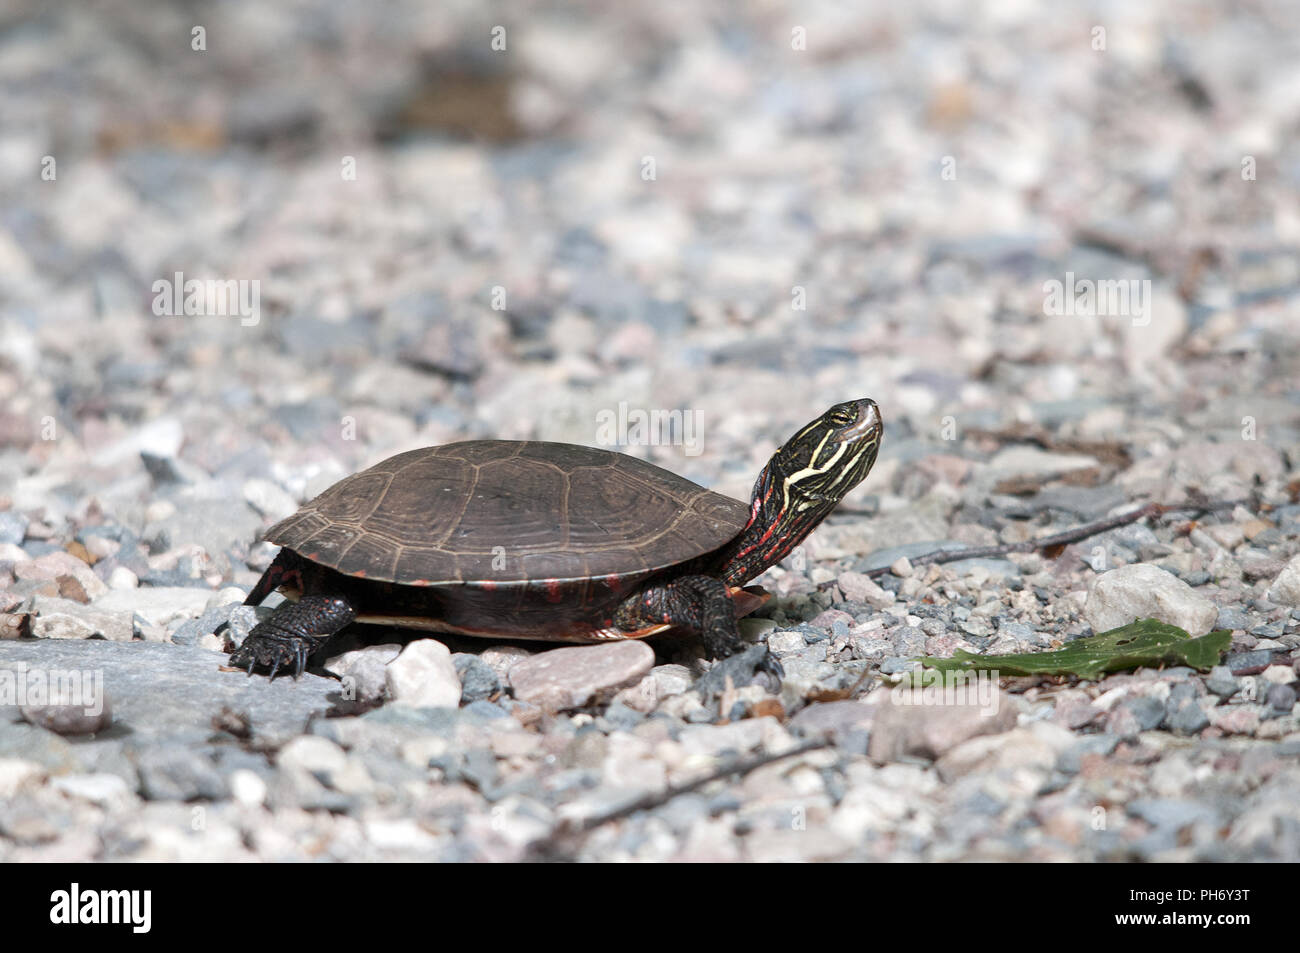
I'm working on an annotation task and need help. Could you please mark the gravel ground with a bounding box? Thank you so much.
[3,0,1300,861]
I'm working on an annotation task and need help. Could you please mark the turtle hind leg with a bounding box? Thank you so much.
[229,595,356,680]
[614,574,783,689]
[243,550,305,606]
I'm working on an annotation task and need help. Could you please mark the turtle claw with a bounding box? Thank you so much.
[228,595,354,680]
[229,632,317,680]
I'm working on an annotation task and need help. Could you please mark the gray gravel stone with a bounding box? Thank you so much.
[1227,650,1275,675]
[1128,798,1219,831]
[1205,666,1240,698]
[171,601,240,646]
[1167,697,1210,735]
[889,625,927,657]
[1056,735,1120,774]
[0,512,28,545]
[1267,683,1297,712]
[222,605,270,648]
[134,746,229,801]
[1216,607,1252,631]
[452,654,502,703]
[1124,695,1167,731]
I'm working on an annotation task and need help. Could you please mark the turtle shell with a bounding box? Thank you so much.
[263,441,750,587]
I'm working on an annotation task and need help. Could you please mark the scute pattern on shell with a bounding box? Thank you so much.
[263,441,751,585]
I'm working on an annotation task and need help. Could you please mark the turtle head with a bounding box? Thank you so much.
[769,398,882,504]
[719,399,882,586]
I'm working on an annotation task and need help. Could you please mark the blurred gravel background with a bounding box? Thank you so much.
[2,0,1300,861]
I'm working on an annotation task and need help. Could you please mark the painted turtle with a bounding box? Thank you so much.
[230,398,882,683]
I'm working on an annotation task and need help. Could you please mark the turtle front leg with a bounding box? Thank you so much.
[228,596,356,680]
[615,575,782,686]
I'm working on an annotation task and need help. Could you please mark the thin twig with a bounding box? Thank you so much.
[527,738,834,858]
[823,496,1258,585]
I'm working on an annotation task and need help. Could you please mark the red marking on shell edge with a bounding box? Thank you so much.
[481,580,497,592]
[605,574,620,590]
[352,569,367,578]
[543,578,563,603]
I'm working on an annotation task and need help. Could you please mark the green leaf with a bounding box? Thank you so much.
[915,618,1232,680]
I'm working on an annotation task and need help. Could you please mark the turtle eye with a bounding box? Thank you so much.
[826,406,856,428]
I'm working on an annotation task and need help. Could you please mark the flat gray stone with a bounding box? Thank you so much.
[93,586,215,629]
[135,745,229,801]
[868,684,1017,762]
[0,639,337,747]
[509,641,654,713]
[27,596,134,642]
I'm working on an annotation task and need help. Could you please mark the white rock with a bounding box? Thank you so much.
[1120,285,1187,368]
[324,644,402,703]
[1267,555,1300,607]
[0,758,45,797]
[767,630,806,655]
[935,721,1074,782]
[229,769,267,807]
[52,772,132,806]
[90,416,183,468]
[837,570,896,607]
[987,446,1099,478]
[1084,563,1218,636]
[478,645,535,680]
[108,566,138,590]
[277,735,347,774]
[386,639,461,708]
[610,674,659,713]
[1262,665,1296,685]
[205,587,247,611]
[364,817,441,852]
[650,663,693,698]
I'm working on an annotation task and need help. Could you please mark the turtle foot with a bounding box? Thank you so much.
[696,643,784,698]
[229,632,320,680]
[227,595,355,680]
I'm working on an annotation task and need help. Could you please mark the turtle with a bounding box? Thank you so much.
[230,398,883,684]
